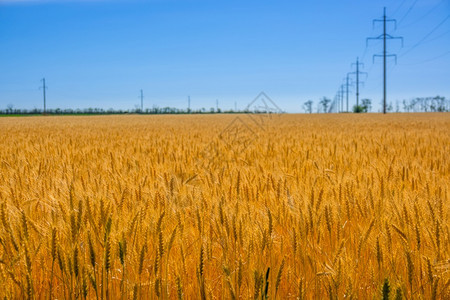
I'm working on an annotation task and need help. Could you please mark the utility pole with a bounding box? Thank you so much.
[188,96,191,113]
[334,92,338,113]
[40,78,47,114]
[339,85,345,112]
[335,91,340,113]
[349,57,367,108]
[338,88,341,112]
[140,89,144,112]
[234,101,237,112]
[345,74,351,112]
[367,7,403,114]
[216,99,219,112]
[333,94,338,113]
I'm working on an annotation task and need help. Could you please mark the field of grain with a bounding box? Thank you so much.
[0,113,448,299]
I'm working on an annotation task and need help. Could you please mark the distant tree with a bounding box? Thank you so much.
[303,100,313,114]
[402,99,410,112]
[433,95,447,112]
[395,100,400,112]
[387,102,393,112]
[361,98,371,112]
[6,104,13,114]
[353,98,371,113]
[319,97,331,113]
[353,105,364,113]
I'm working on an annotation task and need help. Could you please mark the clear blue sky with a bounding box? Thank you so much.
[1,0,449,112]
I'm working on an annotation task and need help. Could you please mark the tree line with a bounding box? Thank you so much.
[0,106,248,115]
[1,95,448,115]
[303,95,449,113]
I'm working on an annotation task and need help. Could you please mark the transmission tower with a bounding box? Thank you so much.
[339,85,345,112]
[331,93,338,113]
[367,7,403,114]
[140,89,144,112]
[344,74,352,112]
[334,91,341,113]
[348,57,367,108]
[188,96,191,113]
[40,78,47,114]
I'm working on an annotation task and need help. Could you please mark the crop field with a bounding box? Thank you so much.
[0,113,448,299]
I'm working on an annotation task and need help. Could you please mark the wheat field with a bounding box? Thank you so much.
[0,113,448,299]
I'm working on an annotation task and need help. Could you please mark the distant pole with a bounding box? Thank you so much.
[140,89,144,112]
[338,92,341,112]
[234,101,237,111]
[41,78,47,114]
[336,90,341,113]
[333,94,338,113]
[188,96,191,113]
[383,8,387,114]
[216,99,219,111]
[345,75,349,112]
[356,58,360,107]
[337,90,341,113]
[349,57,367,108]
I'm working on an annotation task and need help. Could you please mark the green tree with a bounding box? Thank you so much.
[319,97,331,113]
[303,100,313,114]
[361,98,371,112]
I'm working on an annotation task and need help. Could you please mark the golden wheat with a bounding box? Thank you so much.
[0,113,448,299]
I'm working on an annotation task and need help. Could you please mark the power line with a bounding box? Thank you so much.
[360,24,378,63]
[363,63,396,95]
[329,91,340,113]
[421,28,450,44]
[399,15,450,57]
[399,50,450,65]
[367,7,404,114]
[361,46,368,63]
[397,0,419,26]
[391,0,409,17]
[399,0,446,28]
[329,95,337,113]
